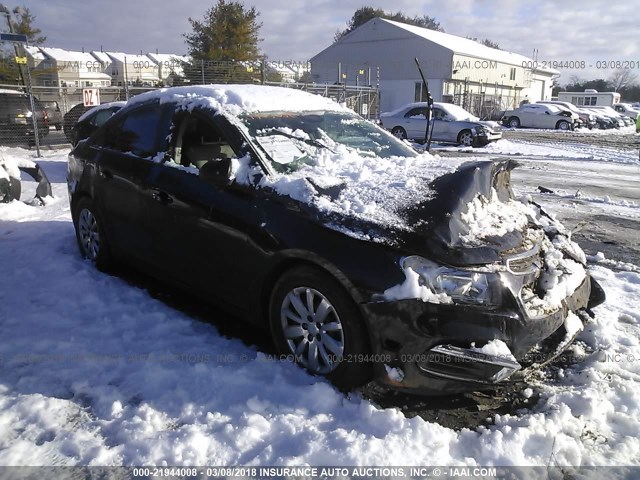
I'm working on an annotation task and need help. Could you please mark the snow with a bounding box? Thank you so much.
[127,84,352,118]
[471,340,517,362]
[234,149,457,237]
[77,101,127,123]
[434,135,640,165]
[379,18,558,73]
[1,146,640,467]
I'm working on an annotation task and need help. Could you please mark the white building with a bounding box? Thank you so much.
[146,53,189,86]
[311,18,558,116]
[102,52,161,86]
[25,47,112,88]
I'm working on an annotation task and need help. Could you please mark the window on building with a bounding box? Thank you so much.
[509,68,516,81]
[414,82,429,102]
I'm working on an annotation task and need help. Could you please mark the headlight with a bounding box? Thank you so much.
[402,256,503,305]
[474,125,487,134]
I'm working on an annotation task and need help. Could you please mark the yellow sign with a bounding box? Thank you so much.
[15,56,27,64]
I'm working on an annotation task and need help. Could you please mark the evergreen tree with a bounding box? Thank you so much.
[184,0,262,62]
[8,6,47,44]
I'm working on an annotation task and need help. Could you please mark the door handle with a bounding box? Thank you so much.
[151,189,173,205]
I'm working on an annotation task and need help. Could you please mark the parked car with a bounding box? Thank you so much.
[0,89,49,144]
[68,85,604,395]
[589,106,632,127]
[580,107,621,129]
[502,103,580,130]
[70,101,126,146]
[538,100,596,129]
[636,113,640,133]
[380,102,502,146]
[41,100,63,130]
[612,103,640,120]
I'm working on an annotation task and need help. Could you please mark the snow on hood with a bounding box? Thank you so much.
[234,147,462,240]
[125,84,351,118]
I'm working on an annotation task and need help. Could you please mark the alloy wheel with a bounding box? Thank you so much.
[280,286,345,374]
[78,208,100,261]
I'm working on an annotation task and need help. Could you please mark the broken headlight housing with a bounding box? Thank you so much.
[402,256,503,305]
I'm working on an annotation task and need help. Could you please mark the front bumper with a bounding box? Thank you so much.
[362,274,596,395]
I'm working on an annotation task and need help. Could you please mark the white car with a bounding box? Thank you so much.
[502,103,580,130]
[379,102,502,146]
[612,103,640,120]
[590,106,634,126]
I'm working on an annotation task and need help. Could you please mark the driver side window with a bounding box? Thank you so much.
[170,113,237,170]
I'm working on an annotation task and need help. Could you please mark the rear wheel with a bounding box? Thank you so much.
[390,126,407,140]
[73,197,113,271]
[457,129,474,147]
[508,117,520,128]
[269,266,372,391]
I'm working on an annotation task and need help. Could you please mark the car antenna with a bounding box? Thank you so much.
[414,58,434,152]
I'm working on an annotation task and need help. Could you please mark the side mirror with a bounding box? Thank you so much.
[199,157,232,185]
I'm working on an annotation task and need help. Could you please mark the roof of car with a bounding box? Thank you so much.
[125,84,351,116]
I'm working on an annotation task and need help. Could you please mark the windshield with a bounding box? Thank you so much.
[242,110,417,172]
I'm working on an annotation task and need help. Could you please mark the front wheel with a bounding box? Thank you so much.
[390,126,407,140]
[556,120,571,131]
[457,129,474,147]
[73,197,113,271]
[269,266,372,391]
[508,117,520,128]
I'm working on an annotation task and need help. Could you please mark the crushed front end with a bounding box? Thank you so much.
[363,160,605,395]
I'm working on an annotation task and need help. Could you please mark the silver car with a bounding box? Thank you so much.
[380,102,502,146]
[502,103,579,130]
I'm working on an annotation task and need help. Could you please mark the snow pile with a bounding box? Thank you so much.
[459,188,537,246]
[471,340,517,362]
[1,147,640,467]
[127,84,352,118]
[382,264,452,304]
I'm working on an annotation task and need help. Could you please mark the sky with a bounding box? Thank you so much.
[17,0,640,85]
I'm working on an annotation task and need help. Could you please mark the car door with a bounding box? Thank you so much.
[429,107,448,142]
[403,107,429,140]
[90,102,174,258]
[142,109,262,310]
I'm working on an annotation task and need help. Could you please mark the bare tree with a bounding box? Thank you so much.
[609,68,638,92]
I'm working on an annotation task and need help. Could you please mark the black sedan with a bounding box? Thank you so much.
[67,85,604,395]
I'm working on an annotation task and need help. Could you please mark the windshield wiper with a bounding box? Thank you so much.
[267,130,336,153]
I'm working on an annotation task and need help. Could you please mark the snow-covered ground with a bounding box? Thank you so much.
[1,145,640,467]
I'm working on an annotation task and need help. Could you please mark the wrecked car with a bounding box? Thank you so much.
[67,85,604,395]
[0,155,52,204]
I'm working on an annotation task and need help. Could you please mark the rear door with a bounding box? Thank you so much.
[90,102,174,257]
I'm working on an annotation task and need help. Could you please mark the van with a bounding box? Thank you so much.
[0,89,49,145]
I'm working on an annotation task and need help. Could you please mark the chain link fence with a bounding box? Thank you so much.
[0,59,380,152]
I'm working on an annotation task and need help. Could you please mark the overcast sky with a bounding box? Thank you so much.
[21,0,640,84]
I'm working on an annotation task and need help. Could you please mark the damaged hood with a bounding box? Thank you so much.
[303,159,526,266]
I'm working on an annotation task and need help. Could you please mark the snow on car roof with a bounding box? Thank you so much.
[77,101,127,123]
[126,84,352,116]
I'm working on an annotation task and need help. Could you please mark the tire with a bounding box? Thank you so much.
[556,120,571,131]
[390,126,407,140]
[457,129,474,147]
[508,117,520,128]
[269,266,372,391]
[73,197,113,271]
